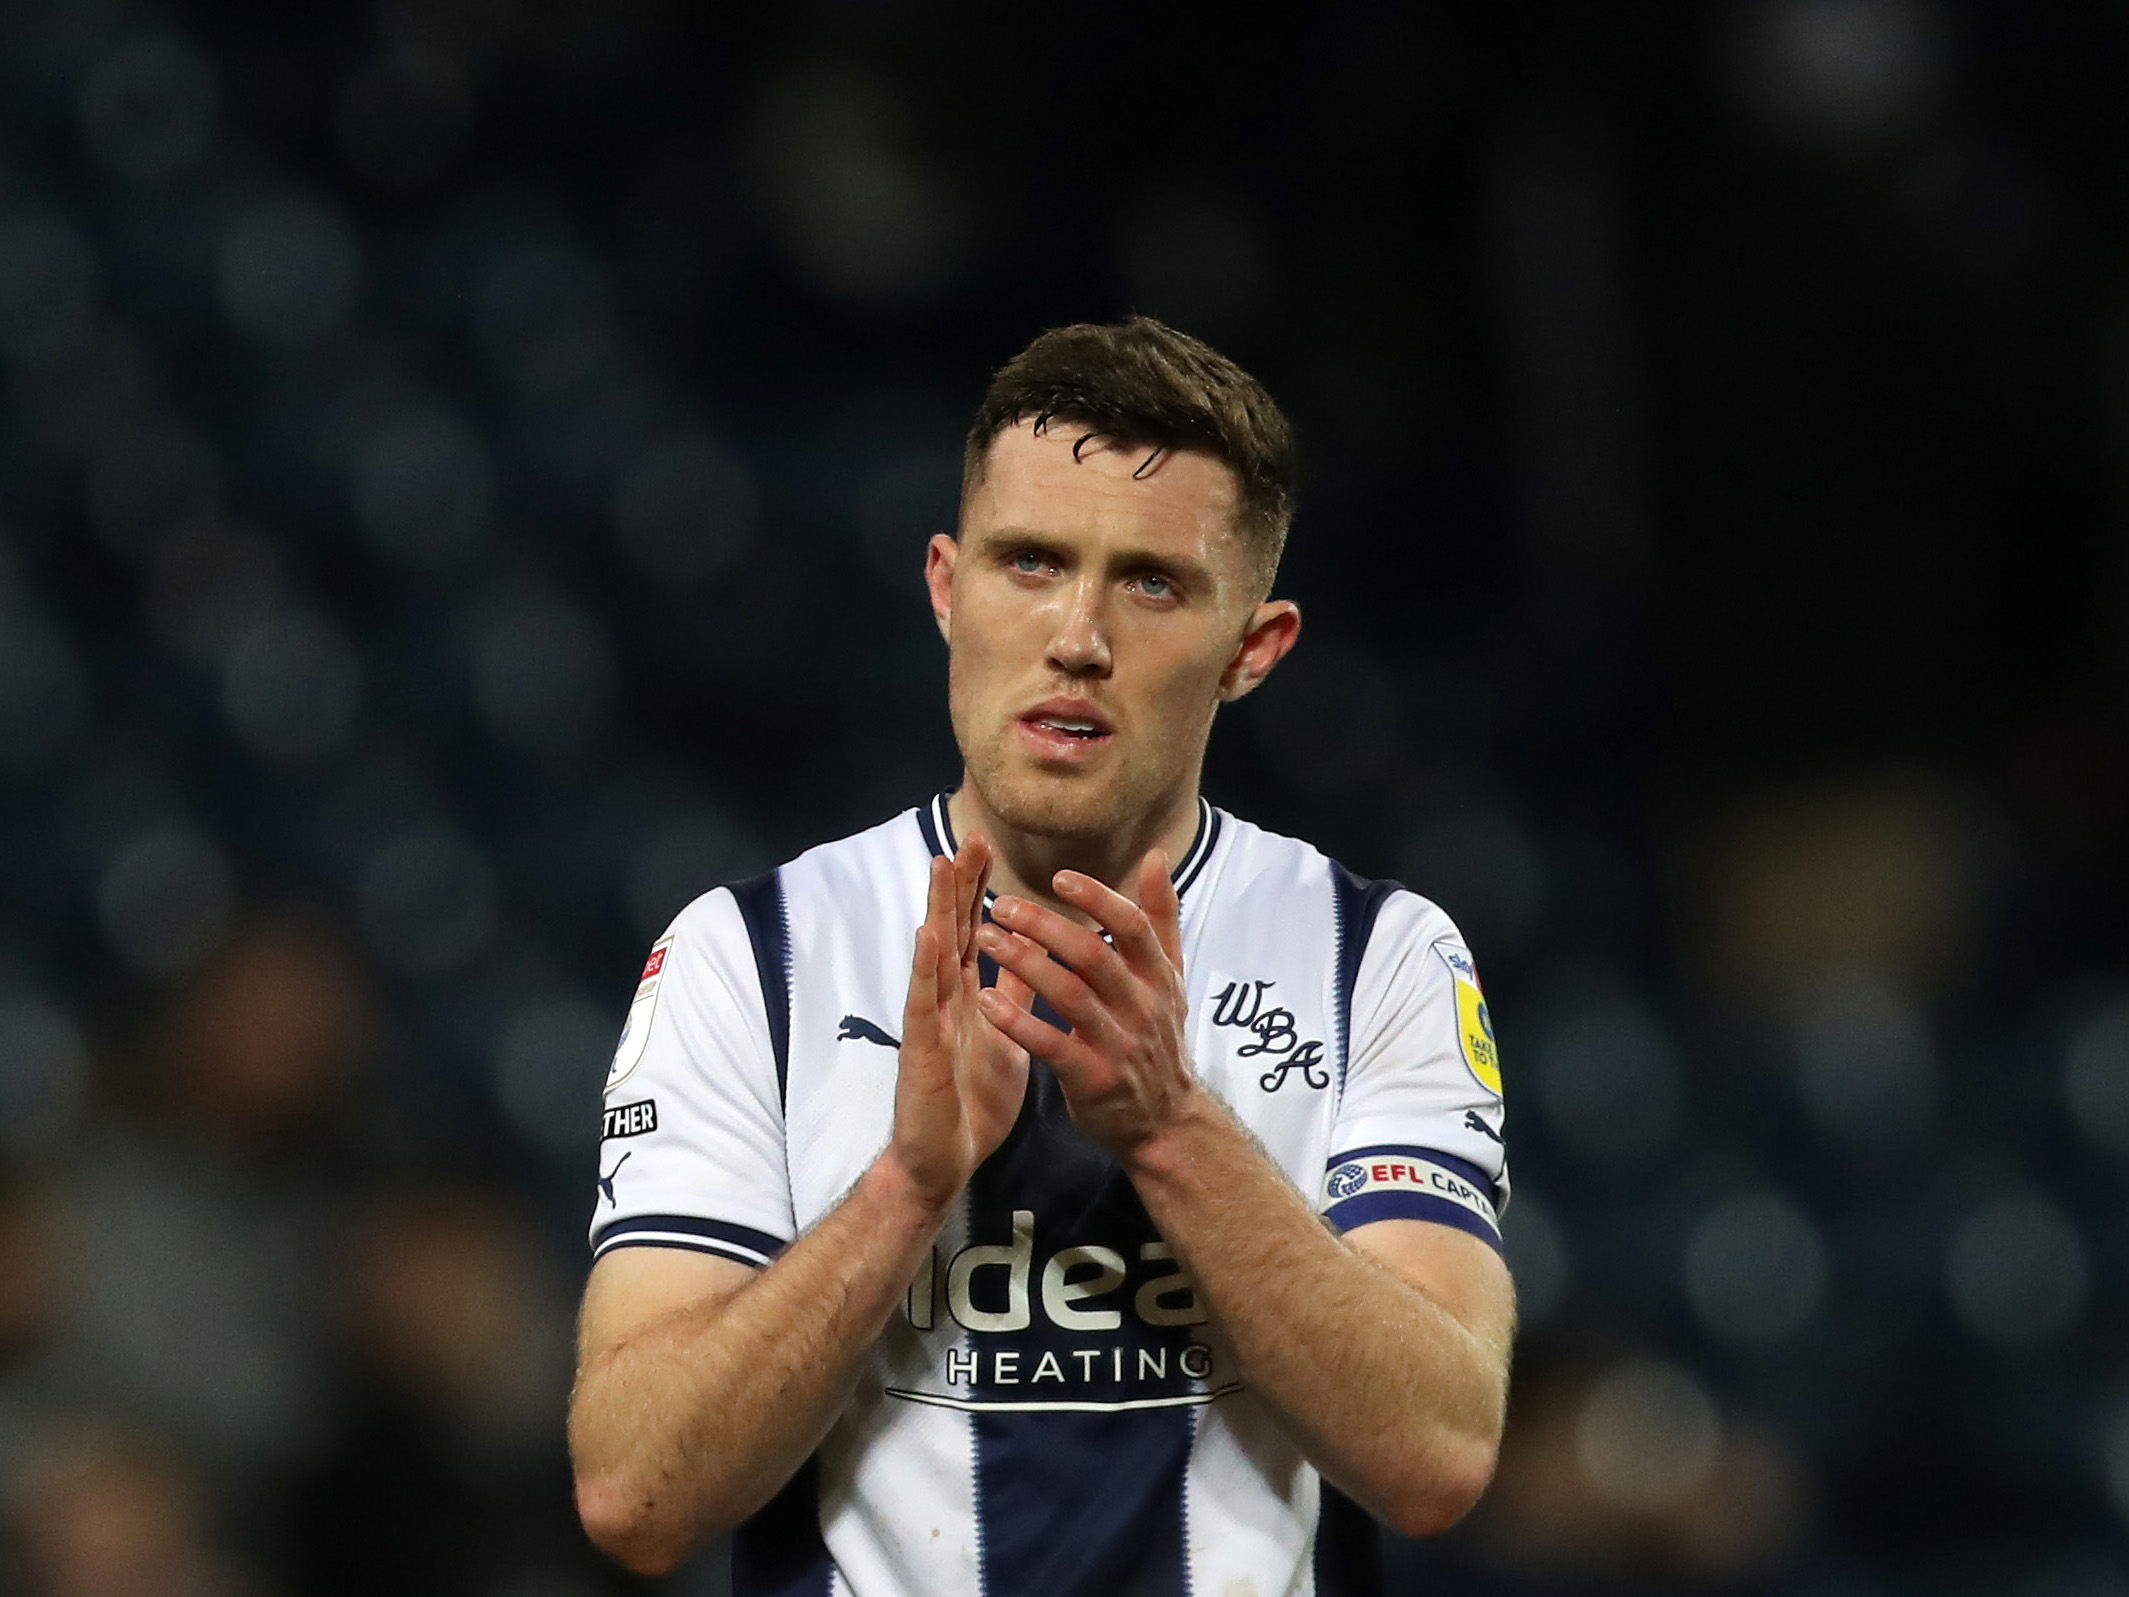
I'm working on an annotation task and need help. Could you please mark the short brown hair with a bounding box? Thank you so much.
[962,317,1297,591]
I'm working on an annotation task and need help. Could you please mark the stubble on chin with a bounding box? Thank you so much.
[961,735,1155,844]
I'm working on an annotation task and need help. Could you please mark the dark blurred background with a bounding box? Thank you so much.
[0,1,2123,1593]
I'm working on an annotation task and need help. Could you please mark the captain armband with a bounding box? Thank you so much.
[1318,1145,1503,1252]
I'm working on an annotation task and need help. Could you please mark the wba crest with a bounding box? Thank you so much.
[1210,979,1329,1093]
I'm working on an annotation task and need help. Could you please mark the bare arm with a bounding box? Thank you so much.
[570,839,1032,1576]
[975,858,1513,1536]
[1123,1103,1513,1534]
[570,1159,948,1574]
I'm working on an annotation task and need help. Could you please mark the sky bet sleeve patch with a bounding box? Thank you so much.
[1431,940,1502,1096]
[1320,1145,1502,1252]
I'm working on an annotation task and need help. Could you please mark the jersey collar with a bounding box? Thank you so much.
[917,791,1222,905]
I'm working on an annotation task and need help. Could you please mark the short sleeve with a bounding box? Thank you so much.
[1318,891,1509,1252]
[587,886,795,1267]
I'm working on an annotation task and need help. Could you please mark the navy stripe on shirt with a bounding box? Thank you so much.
[727,870,792,1107]
[590,1213,789,1265]
[1329,863,1402,1096]
[732,1455,832,1597]
[963,985,1194,1597]
[923,792,1219,903]
[1314,1483,1385,1597]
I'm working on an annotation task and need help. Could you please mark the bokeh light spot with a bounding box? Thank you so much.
[221,610,362,764]
[492,995,614,1160]
[613,431,760,587]
[1684,1191,1828,1345]
[0,995,90,1156]
[97,824,235,977]
[1575,1358,1722,1511]
[2064,1000,2129,1156]
[749,65,970,304]
[0,213,97,360]
[1702,780,1980,1007]
[0,604,91,776]
[1945,1194,2087,1348]
[1533,996,1681,1162]
[2103,1405,2129,1529]
[352,407,494,569]
[1728,0,1945,145]
[357,829,497,977]
[1501,1191,1570,1328]
[1793,975,1936,1151]
[466,588,616,760]
[218,197,361,347]
[78,32,217,180]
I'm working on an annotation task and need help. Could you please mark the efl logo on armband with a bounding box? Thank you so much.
[1320,1153,1499,1230]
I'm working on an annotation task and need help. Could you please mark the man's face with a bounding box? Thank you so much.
[927,418,1294,842]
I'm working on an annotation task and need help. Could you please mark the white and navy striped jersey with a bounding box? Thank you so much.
[590,795,1510,1597]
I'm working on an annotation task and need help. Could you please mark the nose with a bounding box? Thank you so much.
[1046,575,1111,679]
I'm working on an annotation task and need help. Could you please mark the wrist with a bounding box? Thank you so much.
[869,1146,962,1232]
[1120,1085,1229,1185]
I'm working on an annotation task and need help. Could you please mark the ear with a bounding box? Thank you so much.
[924,534,957,644]
[1217,600,1301,703]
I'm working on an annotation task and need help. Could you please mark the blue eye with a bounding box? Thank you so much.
[1012,551,1045,574]
[1136,573,1171,598]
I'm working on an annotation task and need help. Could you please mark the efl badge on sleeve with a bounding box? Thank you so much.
[607,934,673,1090]
[1432,941,1502,1096]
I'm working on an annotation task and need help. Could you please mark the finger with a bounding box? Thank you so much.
[970,959,1035,1068]
[959,833,994,964]
[936,887,961,1015]
[977,986,1100,1074]
[950,837,983,964]
[1137,850,1184,970]
[976,923,1118,1041]
[1050,869,1170,978]
[988,895,1134,1006]
[926,855,960,1013]
[902,922,941,1048]
[925,852,952,942]
[993,962,1036,1015]
[962,917,1035,984]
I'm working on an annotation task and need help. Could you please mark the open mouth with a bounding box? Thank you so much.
[1017,701,1115,758]
[1028,716,1105,739]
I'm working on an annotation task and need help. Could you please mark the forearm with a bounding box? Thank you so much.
[1124,1093,1510,1535]
[571,1153,945,1571]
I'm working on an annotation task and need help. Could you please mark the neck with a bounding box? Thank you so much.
[945,780,1203,915]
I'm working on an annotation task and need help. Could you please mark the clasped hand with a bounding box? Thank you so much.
[891,835,1200,1207]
